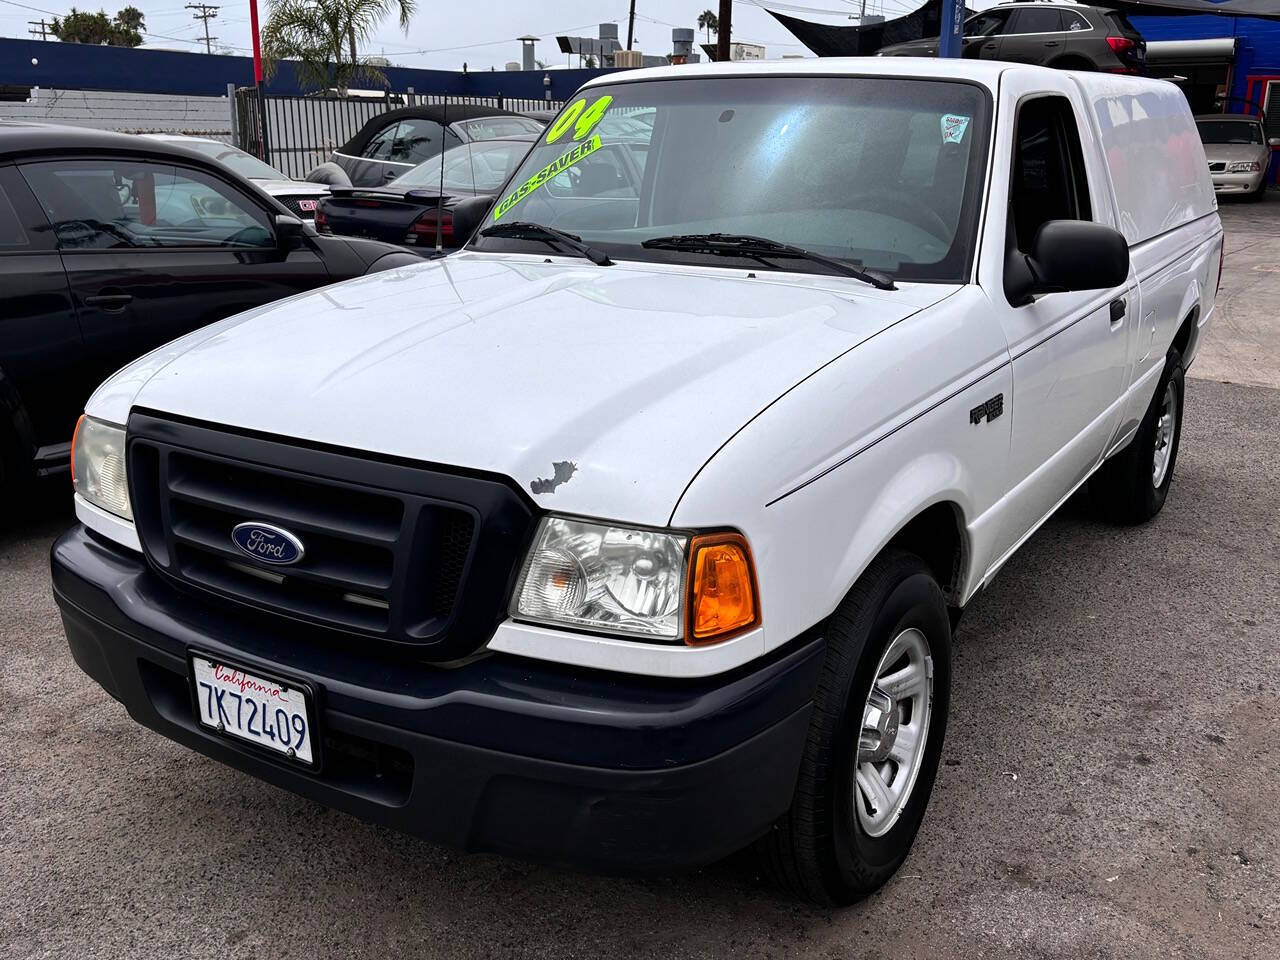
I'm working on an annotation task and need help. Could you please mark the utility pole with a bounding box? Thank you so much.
[716,0,731,62]
[626,0,635,50]
[186,3,219,54]
[28,19,51,39]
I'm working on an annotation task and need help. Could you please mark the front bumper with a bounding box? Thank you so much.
[1211,170,1266,194]
[51,525,822,873]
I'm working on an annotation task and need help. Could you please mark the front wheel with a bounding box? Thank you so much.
[759,550,951,905]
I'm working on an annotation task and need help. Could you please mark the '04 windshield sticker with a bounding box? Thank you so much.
[493,133,603,221]
[941,114,971,144]
[545,95,614,144]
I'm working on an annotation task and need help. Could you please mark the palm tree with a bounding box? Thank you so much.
[697,9,718,44]
[262,0,416,95]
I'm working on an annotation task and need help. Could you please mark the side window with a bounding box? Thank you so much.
[1008,9,1062,34]
[20,160,273,250]
[1009,96,1092,255]
[363,122,402,160]
[1062,12,1090,32]
[0,183,30,248]
[391,118,446,164]
[964,12,1006,37]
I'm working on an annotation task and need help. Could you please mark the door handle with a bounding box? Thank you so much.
[983,42,997,49]
[1109,298,1127,324]
[85,292,133,310]
[1044,40,1061,47]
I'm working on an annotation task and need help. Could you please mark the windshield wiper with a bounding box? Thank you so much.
[641,233,895,290]
[479,221,612,266]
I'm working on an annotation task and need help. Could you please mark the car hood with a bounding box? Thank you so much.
[1203,142,1267,163]
[109,254,954,525]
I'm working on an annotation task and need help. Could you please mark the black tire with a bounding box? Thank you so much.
[1090,347,1185,524]
[759,549,951,905]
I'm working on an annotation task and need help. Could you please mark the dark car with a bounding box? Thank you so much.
[877,2,1146,73]
[316,137,535,249]
[0,122,422,492]
[308,105,545,188]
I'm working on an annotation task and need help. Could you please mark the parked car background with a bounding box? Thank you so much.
[1196,113,1277,199]
[316,136,535,248]
[143,134,330,221]
[877,2,1146,73]
[306,104,545,188]
[0,122,422,493]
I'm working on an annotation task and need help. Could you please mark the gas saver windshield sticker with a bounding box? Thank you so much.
[492,134,603,221]
[545,94,613,144]
[941,114,971,144]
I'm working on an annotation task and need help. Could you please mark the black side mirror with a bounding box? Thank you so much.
[274,214,306,246]
[1006,220,1130,306]
[450,195,496,248]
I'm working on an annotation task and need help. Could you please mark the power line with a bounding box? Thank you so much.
[27,16,48,38]
[185,2,219,54]
[0,0,250,50]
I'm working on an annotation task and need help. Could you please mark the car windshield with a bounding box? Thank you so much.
[1197,120,1264,145]
[455,116,545,140]
[177,140,288,180]
[390,140,531,193]
[469,76,991,282]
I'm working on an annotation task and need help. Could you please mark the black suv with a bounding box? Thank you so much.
[0,122,422,494]
[878,2,1146,73]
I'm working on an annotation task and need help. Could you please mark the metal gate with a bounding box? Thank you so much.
[234,87,563,180]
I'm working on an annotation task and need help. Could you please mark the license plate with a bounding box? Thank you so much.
[191,655,314,764]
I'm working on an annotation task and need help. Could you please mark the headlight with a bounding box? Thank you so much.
[72,415,131,520]
[1227,161,1261,173]
[510,517,759,644]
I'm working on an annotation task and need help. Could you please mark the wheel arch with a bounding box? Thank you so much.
[1171,302,1199,364]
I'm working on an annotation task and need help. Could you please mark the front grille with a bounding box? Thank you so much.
[278,195,320,218]
[1209,162,1227,173]
[127,411,535,659]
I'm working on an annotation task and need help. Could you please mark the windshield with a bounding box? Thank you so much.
[1197,120,1264,145]
[176,140,287,180]
[455,116,545,140]
[390,140,532,192]
[469,76,991,282]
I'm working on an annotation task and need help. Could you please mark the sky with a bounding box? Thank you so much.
[0,0,996,71]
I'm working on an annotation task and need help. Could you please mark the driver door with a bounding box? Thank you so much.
[960,9,1011,60]
[18,157,329,391]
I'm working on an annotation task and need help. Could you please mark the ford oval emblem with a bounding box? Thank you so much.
[231,521,305,566]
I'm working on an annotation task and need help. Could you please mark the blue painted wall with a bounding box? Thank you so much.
[1,36,613,100]
[1133,14,1280,107]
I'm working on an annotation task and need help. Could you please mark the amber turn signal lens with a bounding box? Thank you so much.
[687,532,759,645]
[70,414,85,490]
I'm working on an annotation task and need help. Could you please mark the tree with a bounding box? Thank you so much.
[49,6,145,46]
[583,54,596,68]
[261,0,416,95]
[697,9,718,44]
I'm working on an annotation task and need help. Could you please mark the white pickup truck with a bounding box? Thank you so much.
[54,59,1221,904]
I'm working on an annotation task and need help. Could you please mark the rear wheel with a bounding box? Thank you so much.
[1091,347,1185,524]
[759,549,951,905]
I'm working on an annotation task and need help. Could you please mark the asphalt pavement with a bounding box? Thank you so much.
[1,196,1278,960]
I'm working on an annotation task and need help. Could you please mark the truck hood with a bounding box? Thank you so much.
[111,253,953,525]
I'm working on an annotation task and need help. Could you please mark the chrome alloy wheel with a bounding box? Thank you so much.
[1151,380,1179,488]
[855,627,933,838]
